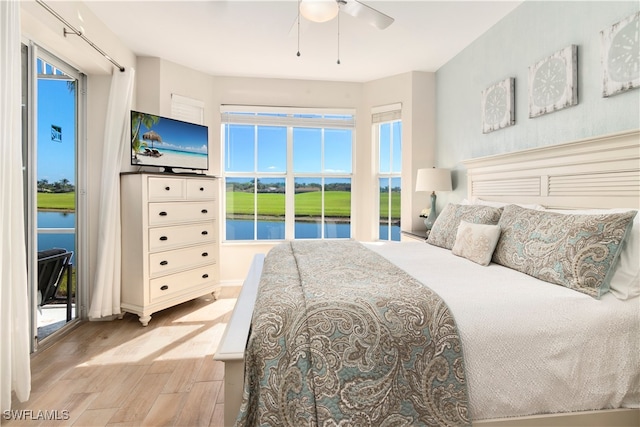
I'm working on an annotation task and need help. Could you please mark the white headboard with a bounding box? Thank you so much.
[462,129,640,210]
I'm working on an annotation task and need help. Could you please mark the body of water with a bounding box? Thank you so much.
[38,211,75,255]
[227,219,353,240]
[227,219,401,241]
[38,213,400,253]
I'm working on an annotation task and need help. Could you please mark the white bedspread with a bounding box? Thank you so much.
[364,241,640,420]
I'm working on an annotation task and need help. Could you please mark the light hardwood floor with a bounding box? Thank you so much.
[7,288,240,427]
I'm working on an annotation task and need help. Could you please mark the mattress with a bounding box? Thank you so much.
[364,241,640,420]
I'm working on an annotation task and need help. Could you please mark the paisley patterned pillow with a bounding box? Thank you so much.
[452,220,502,266]
[427,203,503,250]
[493,204,637,298]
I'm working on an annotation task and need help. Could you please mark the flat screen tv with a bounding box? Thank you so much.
[131,110,209,173]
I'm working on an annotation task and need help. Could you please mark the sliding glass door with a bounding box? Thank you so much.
[23,43,87,349]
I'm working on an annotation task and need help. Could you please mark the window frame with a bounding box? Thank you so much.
[374,104,402,242]
[221,106,355,242]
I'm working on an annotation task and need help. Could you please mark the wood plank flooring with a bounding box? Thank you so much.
[7,288,240,427]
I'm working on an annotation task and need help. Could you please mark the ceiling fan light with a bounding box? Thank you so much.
[300,0,339,23]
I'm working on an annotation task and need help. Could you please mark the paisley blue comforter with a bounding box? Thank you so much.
[237,241,470,426]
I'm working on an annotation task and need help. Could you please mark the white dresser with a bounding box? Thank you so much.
[120,172,219,326]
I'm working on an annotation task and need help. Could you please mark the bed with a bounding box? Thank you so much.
[215,130,640,426]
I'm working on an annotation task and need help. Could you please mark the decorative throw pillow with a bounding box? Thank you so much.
[427,203,503,250]
[541,207,639,300]
[452,221,501,266]
[493,204,637,299]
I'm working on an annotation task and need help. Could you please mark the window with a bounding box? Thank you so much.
[222,107,354,241]
[374,104,402,241]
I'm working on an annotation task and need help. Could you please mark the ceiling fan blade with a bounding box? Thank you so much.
[340,0,394,30]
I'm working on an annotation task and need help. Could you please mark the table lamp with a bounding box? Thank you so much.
[415,167,452,230]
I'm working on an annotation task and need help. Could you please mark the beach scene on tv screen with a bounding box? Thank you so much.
[131,112,208,170]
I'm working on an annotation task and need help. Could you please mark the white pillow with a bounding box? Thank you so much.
[541,207,639,300]
[451,220,501,266]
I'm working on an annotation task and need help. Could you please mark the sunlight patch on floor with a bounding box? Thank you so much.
[173,297,236,324]
[156,322,228,360]
[81,324,200,365]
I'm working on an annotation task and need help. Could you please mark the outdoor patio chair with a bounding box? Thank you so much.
[37,248,73,321]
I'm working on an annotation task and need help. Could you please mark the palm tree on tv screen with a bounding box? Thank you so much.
[131,112,159,159]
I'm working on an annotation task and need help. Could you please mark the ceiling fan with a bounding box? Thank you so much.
[299,0,394,30]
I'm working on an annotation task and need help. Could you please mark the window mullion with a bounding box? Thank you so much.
[388,125,393,240]
[253,127,258,240]
[285,126,295,240]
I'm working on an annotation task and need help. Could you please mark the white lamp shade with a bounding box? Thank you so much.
[415,168,452,192]
[299,0,339,23]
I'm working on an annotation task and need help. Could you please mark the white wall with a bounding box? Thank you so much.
[135,60,436,284]
[20,0,136,313]
[436,1,640,204]
[20,2,436,290]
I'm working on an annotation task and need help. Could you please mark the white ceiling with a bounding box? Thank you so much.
[85,0,523,83]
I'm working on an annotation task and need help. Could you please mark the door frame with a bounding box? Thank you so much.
[23,41,88,352]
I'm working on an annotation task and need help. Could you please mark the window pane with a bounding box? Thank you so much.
[225,124,254,172]
[390,177,401,241]
[379,123,391,173]
[324,129,352,173]
[325,178,351,238]
[379,177,390,240]
[293,127,321,173]
[379,177,401,241]
[392,122,402,173]
[295,177,322,239]
[257,126,286,173]
[226,177,255,240]
[257,178,285,240]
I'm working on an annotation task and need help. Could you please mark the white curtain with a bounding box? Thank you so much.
[0,0,31,412]
[89,68,135,320]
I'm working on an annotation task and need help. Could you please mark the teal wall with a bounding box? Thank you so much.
[436,1,640,200]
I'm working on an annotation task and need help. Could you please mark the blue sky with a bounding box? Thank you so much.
[39,81,361,185]
[135,113,208,154]
[225,124,353,173]
[38,78,76,185]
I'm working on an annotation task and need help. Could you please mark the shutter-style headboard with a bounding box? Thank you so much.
[462,130,640,209]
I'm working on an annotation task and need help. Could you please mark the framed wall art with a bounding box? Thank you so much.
[528,45,578,118]
[481,77,515,133]
[601,11,639,97]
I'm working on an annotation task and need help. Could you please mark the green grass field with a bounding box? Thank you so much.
[227,191,400,219]
[38,192,75,210]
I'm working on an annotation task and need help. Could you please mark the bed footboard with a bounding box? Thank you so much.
[475,408,639,427]
[214,254,264,427]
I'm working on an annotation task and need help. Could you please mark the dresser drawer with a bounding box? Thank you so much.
[186,179,216,200]
[149,264,217,302]
[148,177,186,201]
[149,222,215,252]
[148,201,214,226]
[149,244,215,277]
